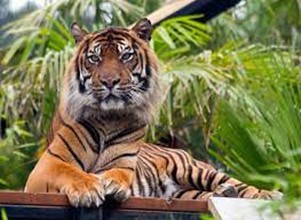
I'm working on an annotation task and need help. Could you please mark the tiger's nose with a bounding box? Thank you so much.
[100,78,121,89]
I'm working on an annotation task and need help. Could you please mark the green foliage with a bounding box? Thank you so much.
[212,77,301,197]
[0,120,37,188]
[1,208,8,220]
[152,15,211,60]
[200,214,214,220]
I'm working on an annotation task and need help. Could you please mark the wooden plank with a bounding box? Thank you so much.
[0,191,69,207]
[110,197,208,213]
[0,191,208,213]
[208,197,281,220]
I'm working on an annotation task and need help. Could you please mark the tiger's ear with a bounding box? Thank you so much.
[70,22,88,44]
[132,18,153,42]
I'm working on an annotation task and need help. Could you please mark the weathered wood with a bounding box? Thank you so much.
[0,191,208,219]
[0,191,208,213]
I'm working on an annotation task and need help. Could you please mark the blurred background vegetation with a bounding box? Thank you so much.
[0,0,301,209]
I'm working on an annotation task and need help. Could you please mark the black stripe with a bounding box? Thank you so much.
[89,34,105,43]
[47,149,67,162]
[57,133,85,170]
[206,172,218,191]
[174,151,186,180]
[61,119,87,152]
[188,165,198,189]
[140,79,150,91]
[192,160,197,166]
[144,51,152,76]
[77,120,101,146]
[138,50,144,72]
[170,156,180,185]
[139,157,155,194]
[192,191,204,199]
[165,152,180,185]
[105,124,146,146]
[139,156,156,196]
[136,164,145,196]
[95,166,135,174]
[204,169,210,180]
[145,148,169,194]
[174,189,189,198]
[106,29,130,36]
[130,184,134,196]
[76,45,89,94]
[82,75,91,83]
[119,167,135,171]
[76,56,81,82]
[101,152,137,170]
[133,42,139,50]
[140,151,166,196]
[106,133,145,147]
[147,144,180,185]
[111,36,127,42]
[236,184,248,193]
[76,123,99,154]
[196,169,205,191]
[235,182,245,188]
[89,30,130,43]
[217,175,231,185]
[239,188,249,197]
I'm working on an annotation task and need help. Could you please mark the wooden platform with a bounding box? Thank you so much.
[0,191,208,220]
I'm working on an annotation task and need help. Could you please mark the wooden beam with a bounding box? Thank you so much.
[0,191,208,213]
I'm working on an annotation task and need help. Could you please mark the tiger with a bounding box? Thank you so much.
[25,18,282,207]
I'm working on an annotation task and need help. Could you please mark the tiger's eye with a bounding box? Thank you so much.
[121,52,133,61]
[88,55,99,63]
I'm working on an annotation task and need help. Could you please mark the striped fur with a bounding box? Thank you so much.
[25,19,281,207]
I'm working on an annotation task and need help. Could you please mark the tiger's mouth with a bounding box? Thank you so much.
[99,97,127,111]
[103,94,119,101]
[92,89,132,110]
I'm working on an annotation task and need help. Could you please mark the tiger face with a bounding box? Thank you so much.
[64,19,161,120]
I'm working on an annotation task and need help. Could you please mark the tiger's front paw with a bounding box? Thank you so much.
[213,183,238,198]
[256,190,283,200]
[60,173,104,207]
[104,178,130,202]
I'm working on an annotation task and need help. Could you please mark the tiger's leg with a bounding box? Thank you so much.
[25,153,104,207]
[178,165,282,199]
[172,184,238,200]
[157,147,282,199]
[25,126,104,207]
[202,169,282,199]
[90,142,139,202]
[96,168,134,202]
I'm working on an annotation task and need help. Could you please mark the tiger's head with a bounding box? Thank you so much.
[61,19,162,122]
